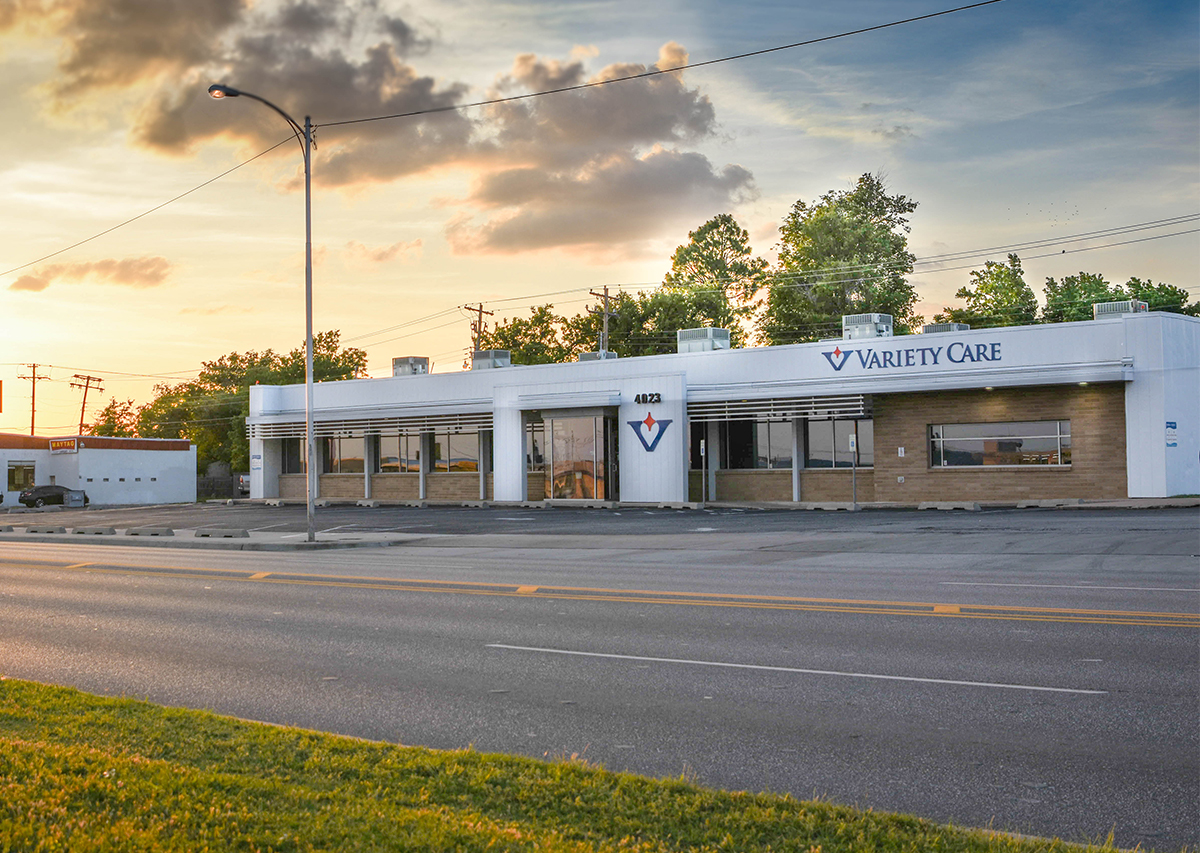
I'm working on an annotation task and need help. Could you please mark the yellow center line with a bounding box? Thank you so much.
[8,558,1198,628]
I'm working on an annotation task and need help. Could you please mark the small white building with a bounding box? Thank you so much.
[247,312,1199,505]
[1,434,197,506]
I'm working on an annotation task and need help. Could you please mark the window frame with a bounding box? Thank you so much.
[928,420,1072,468]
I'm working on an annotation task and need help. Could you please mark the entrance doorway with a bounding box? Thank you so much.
[545,414,618,500]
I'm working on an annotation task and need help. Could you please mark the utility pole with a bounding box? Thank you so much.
[70,374,104,435]
[466,303,494,353]
[589,286,618,353]
[17,364,50,436]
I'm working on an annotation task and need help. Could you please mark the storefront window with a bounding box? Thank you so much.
[378,435,420,473]
[929,420,1071,467]
[444,433,478,472]
[805,419,873,468]
[281,439,304,474]
[527,422,545,472]
[322,437,364,473]
[7,462,35,491]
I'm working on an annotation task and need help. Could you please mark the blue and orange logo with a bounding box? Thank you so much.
[628,411,672,452]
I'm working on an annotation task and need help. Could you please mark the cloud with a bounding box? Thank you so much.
[344,238,423,264]
[23,0,754,255]
[9,256,173,292]
[446,149,755,255]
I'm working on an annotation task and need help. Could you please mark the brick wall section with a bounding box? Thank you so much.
[529,472,546,500]
[279,474,305,499]
[371,475,420,500]
[319,474,366,499]
[428,473,492,501]
[714,470,792,501]
[800,469,875,502]
[872,383,1127,502]
[705,469,876,502]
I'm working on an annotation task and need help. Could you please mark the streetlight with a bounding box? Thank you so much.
[208,83,317,542]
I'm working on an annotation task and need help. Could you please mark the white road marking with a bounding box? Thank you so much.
[486,644,1106,695]
[940,582,1197,592]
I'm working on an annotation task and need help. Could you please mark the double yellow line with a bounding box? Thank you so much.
[12,559,1200,628]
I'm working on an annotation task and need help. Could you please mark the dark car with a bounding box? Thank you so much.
[18,485,89,508]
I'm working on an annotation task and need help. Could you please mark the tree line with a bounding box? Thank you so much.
[87,172,1194,472]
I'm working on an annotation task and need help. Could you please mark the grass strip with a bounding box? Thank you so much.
[1,677,1122,852]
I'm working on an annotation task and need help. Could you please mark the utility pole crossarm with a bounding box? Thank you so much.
[589,287,618,354]
[17,364,51,436]
[70,374,104,435]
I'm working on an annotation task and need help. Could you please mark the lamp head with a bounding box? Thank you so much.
[208,84,241,99]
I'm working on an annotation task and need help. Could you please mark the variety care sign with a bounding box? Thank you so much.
[822,340,1002,372]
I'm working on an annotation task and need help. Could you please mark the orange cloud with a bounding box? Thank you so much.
[9,256,174,292]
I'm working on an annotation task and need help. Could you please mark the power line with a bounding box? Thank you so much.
[0,138,293,280]
[317,1,1006,130]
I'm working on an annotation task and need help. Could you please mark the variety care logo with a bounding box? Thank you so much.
[821,341,1002,372]
[628,411,672,452]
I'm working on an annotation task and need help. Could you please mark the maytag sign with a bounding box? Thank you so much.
[822,341,1003,372]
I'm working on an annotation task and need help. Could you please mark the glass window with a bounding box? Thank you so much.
[7,463,35,491]
[526,422,545,472]
[446,433,478,472]
[281,439,304,474]
[379,435,418,473]
[806,419,873,468]
[321,438,364,473]
[805,421,835,468]
[929,420,1071,467]
[725,420,756,469]
[856,419,874,467]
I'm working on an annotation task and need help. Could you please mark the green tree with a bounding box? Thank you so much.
[663,214,768,304]
[479,305,574,365]
[86,398,138,437]
[1041,271,1125,323]
[1124,277,1198,316]
[760,173,920,344]
[134,331,366,473]
[937,253,1040,328]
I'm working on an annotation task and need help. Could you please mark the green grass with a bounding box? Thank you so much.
[0,677,1124,852]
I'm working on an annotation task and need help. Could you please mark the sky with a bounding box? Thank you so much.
[0,0,1196,436]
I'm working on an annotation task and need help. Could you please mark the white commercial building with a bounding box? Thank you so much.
[247,312,1199,505]
[1,435,197,506]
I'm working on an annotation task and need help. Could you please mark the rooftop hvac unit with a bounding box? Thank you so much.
[922,322,971,334]
[1093,300,1148,320]
[676,327,731,353]
[392,356,429,376]
[842,313,893,340]
[578,351,619,362]
[471,349,511,370]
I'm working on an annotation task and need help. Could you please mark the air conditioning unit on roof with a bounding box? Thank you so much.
[578,351,619,362]
[471,350,511,369]
[1093,300,1148,320]
[676,327,731,353]
[392,356,429,376]
[922,322,970,334]
[842,313,893,340]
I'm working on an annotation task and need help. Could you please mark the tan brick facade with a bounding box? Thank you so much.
[872,383,1127,502]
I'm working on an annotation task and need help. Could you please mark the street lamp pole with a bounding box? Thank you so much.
[209,84,317,542]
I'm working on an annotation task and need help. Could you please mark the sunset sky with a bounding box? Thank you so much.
[1,0,1196,436]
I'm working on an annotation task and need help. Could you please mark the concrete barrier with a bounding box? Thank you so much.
[71,527,117,535]
[264,499,284,507]
[194,528,250,538]
[126,527,175,537]
[356,500,380,507]
[25,525,67,534]
[797,502,858,511]
[918,501,981,511]
[0,525,12,532]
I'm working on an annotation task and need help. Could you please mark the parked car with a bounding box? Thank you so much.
[18,485,89,508]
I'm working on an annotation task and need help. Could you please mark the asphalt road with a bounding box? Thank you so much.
[1,505,1197,849]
